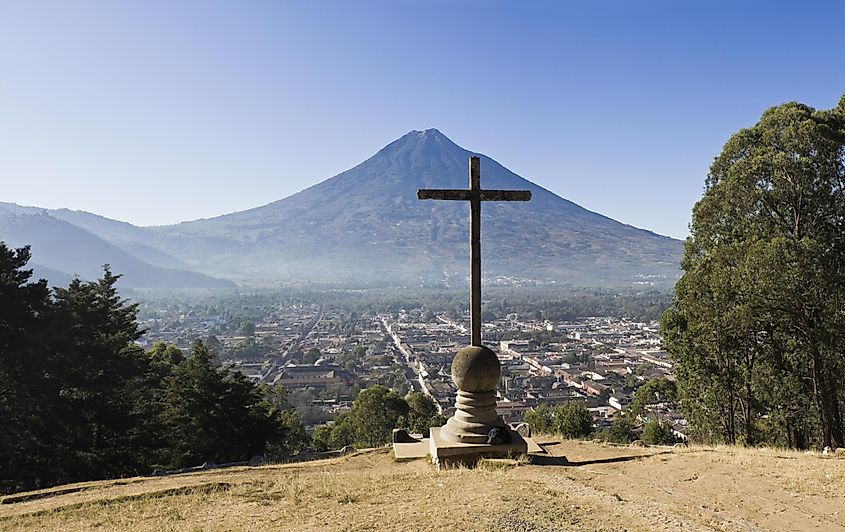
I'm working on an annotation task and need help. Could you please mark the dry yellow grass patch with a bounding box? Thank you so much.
[2,442,844,531]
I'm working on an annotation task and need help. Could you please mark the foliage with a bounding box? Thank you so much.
[642,420,678,446]
[524,402,593,439]
[553,403,594,438]
[0,245,51,494]
[524,404,555,434]
[310,425,333,452]
[328,385,408,448]
[239,320,256,336]
[158,341,295,467]
[318,387,446,449]
[662,94,845,449]
[397,392,446,437]
[598,415,637,444]
[0,244,305,494]
[628,378,677,416]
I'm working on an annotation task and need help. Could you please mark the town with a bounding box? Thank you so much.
[136,292,686,440]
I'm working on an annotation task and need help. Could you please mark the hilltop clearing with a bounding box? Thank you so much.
[2,439,843,531]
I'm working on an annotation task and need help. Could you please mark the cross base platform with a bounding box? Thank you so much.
[429,426,527,468]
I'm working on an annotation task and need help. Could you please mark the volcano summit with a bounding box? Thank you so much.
[1,129,682,287]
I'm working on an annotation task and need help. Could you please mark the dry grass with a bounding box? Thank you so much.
[2,442,844,531]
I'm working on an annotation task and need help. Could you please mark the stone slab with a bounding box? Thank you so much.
[429,427,528,468]
[392,433,544,464]
[525,437,545,454]
[392,439,430,460]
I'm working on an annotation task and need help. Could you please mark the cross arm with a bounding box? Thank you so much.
[480,190,531,201]
[417,189,531,201]
[417,189,472,201]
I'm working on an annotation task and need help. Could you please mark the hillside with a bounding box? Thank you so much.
[0,209,234,289]
[156,129,682,285]
[2,439,843,531]
[1,130,682,287]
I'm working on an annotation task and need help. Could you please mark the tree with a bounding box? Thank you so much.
[327,412,356,449]
[0,250,306,494]
[0,244,51,494]
[48,267,148,481]
[398,392,446,436]
[524,403,593,438]
[662,95,845,448]
[323,385,410,448]
[524,405,554,434]
[348,385,409,447]
[600,415,636,444]
[311,424,333,451]
[553,402,593,439]
[303,347,321,365]
[239,320,256,336]
[159,341,299,467]
[628,379,678,417]
[642,420,678,446]
[261,384,308,457]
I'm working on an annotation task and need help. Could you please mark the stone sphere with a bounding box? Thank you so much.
[451,345,501,392]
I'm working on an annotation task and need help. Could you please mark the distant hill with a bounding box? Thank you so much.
[2,441,841,530]
[0,130,683,287]
[157,129,682,285]
[0,207,234,289]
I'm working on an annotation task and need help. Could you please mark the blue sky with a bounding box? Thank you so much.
[1,1,843,239]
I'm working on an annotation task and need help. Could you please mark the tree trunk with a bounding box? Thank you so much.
[743,343,756,445]
[811,345,842,448]
[823,370,844,448]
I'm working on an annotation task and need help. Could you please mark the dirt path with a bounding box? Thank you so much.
[525,439,845,531]
[1,441,843,531]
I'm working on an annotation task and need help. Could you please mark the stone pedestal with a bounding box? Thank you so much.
[429,344,527,466]
[441,389,506,443]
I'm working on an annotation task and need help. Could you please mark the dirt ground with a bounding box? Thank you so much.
[1,438,844,531]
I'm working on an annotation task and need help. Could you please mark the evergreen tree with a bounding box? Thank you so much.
[159,340,302,467]
[47,267,148,482]
[0,244,51,493]
[0,249,306,494]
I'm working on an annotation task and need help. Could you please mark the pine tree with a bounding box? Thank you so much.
[47,267,147,481]
[0,244,51,493]
[159,340,297,467]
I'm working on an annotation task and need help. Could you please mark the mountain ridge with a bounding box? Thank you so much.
[0,205,235,289]
[151,128,681,284]
[1,129,683,287]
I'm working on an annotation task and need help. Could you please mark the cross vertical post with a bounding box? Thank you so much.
[417,156,531,346]
[416,155,532,457]
[469,156,482,346]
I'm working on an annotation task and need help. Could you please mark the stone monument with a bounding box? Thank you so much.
[416,156,531,466]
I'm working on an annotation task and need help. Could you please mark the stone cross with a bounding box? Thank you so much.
[418,156,531,446]
[418,156,531,346]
